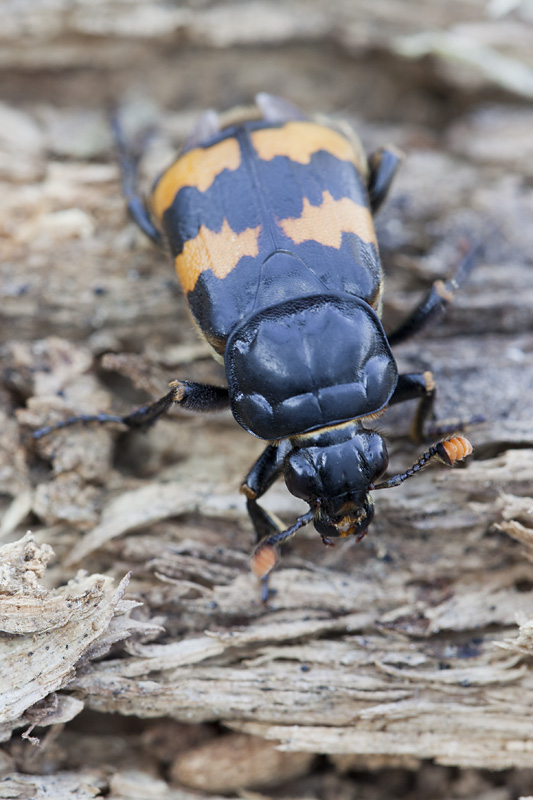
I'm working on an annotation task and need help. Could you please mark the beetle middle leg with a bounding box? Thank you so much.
[390,371,437,443]
[241,442,290,541]
[390,370,481,443]
[33,380,230,439]
[122,380,229,428]
[242,441,314,601]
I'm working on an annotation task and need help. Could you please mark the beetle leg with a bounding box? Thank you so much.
[241,443,287,500]
[245,493,286,603]
[387,243,479,346]
[367,145,404,214]
[246,497,284,542]
[241,443,290,541]
[33,380,229,439]
[183,110,221,150]
[242,441,301,601]
[255,93,307,123]
[121,380,230,428]
[390,371,483,443]
[248,505,315,603]
[389,371,436,443]
[111,114,163,246]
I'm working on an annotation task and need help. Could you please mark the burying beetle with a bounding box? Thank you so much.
[35,94,474,601]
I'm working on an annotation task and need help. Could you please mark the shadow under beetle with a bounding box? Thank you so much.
[35,94,475,601]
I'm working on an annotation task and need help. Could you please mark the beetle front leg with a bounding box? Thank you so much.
[241,443,290,541]
[241,441,305,601]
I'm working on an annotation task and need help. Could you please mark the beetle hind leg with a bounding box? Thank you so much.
[183,110,221,150]
[111,114,163,245]
[367,145,404,214]
[387,243,479,347]
[255,93,307,123]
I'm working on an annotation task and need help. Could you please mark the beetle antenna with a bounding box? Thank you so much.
[370,436,473,490]
[250,508,315,602]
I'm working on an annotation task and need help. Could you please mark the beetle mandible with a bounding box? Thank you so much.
[35,94,474,600]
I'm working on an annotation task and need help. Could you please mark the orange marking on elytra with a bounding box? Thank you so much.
[152,138,241,219]
[251,121,364,169]
[175,220,261,294]
[279,191,377,248]
[442,436,473,463]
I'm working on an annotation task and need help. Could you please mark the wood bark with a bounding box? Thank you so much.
[1,2,533,798]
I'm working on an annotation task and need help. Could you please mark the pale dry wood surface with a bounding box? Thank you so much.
[1,2,533,799]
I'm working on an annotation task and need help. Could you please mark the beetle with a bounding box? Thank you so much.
[35,94,474,600]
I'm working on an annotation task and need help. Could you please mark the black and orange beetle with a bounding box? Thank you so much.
[35,94,474,600]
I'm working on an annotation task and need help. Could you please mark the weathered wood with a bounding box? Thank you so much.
[1,2,533,798]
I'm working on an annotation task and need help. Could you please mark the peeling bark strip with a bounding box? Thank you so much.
[0,535,142,735]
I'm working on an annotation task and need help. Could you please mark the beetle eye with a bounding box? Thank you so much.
[284,450,320,501]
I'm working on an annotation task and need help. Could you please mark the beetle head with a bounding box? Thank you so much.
[283,425,389,540]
